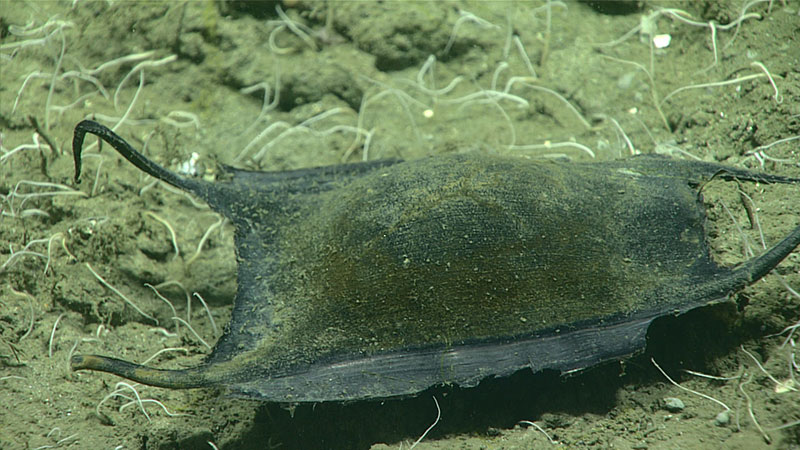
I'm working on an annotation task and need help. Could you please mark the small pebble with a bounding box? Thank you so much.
[715,410,730,426]
[662,397,685,413]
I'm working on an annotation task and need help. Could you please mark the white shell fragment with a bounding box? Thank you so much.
[653,34,671,49]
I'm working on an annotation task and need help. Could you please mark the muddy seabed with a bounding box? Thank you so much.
[1,1,799,449]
